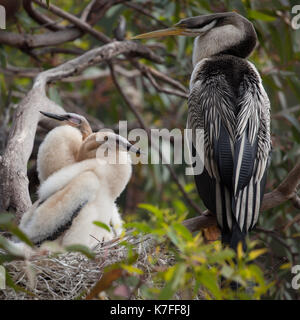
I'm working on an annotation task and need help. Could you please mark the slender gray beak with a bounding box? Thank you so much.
[116,134,144,156]
[40,111,68,121]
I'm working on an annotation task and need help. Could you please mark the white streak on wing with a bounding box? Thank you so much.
[252,182,261,228]
[234,134,246,195]
[235,191,241,222]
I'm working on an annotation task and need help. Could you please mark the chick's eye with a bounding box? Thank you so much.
[104,136,108,141]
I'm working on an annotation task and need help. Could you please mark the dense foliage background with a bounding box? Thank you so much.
[0,0,299,299]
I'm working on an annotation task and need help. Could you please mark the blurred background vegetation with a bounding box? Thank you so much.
[0,0,299,300]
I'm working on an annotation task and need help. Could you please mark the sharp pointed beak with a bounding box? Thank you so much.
[114,134,144,155]
[40,111,68,121]
[131,26,187,40]
[127,144,144,156]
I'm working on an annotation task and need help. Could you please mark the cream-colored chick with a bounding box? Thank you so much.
[18,112,140,250]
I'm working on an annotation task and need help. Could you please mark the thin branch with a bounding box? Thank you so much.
[124,2,169,28]
[109,63,203,215]
[0,65,42,77]
[33,47,85,56]
[0,0,118,49]
[23,0,65,31]
[84,0,129,26]
[182,211,216,232]
[80,0,98,22]
[283,213,300,232]
[146,66,189,94]
[255,226,298,265]
[130,60,189,97]
[145,69,189,99]
[33,0,111,44]
[0,28,82,49]
[261,161,300,211]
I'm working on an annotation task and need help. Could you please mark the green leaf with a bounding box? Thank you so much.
[93,221,111,232]
[0,213,33,247]
[158,263,186,300]
[221,265,234,279]
[138,204,163,220]
[166,228,181,247]
[208,249,235,264]
[197,270,221,300]
[120,264,144,275]
[8,225,34,247]
[172,223,193,241]
[248,248,267,261]
[248,10,277,22]
[0,213,14,225]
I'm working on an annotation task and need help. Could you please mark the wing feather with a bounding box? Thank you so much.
[188,60,271,234]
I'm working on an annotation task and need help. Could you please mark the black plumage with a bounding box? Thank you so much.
[189,55,271,251]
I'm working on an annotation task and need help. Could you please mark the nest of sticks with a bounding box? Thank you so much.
[0,233,175,300]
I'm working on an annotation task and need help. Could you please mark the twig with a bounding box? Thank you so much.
[80,0,98,22]
[124,2,169,28]
[33,0,111,44]
[131,60,189,97]
[283,213,300,232]
[261,161,300,211]
[255,226,298,266]
[108,63,203,215]
[23,0,65,31]
[145,69,189,99]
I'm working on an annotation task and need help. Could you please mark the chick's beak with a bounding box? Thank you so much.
[40,111,68,121]
[115,134,144,155]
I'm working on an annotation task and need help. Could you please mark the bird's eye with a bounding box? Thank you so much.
[104,136,108,141]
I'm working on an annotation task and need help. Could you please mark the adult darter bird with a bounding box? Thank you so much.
[132,12,271,250]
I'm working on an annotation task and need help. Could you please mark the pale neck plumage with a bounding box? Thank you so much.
[192,23,245,67]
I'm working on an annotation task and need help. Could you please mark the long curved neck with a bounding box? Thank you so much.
[79,120,93,140]
[192,20,257,67]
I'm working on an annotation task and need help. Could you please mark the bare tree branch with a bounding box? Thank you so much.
[145,69,189,99]
[0,0,120,49]
[33,47,85,56]
[124,2,169,28]
[130,60,189,98]
[261,161,300,211]
[80,0,98,22]
[84,0,128,26]
[0,28,82,49]
[32,0,111,44]
[23,0,65,31]
[0,40,163,219]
